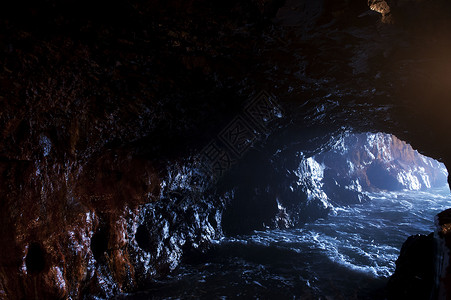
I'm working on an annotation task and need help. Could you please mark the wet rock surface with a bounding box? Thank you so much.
[314,132,448,193]
[434,209,451,299]
[1,0,451,298]
[387,233,435,300]
[387,208,451,300]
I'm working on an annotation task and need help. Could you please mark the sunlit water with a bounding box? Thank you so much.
[118,187,451,299]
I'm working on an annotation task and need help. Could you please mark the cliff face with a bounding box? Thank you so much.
[0,153,225,298]
[0,1,265,298]
[221,132,448,234]
[1,0,451,299]
[306,132,448,195]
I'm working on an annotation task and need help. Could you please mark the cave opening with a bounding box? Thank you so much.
[129,130,451,299]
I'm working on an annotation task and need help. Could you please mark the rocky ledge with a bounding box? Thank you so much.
[388,209,451,300]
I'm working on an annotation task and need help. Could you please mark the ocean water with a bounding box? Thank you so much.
[119,186,451,299]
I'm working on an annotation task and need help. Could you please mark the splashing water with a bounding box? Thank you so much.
[117,187,451,299]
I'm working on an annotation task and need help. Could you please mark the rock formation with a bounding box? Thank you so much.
[387,233,435,299]
[308,132,448,194]
[222,132,448,234]
[387,209,451,299]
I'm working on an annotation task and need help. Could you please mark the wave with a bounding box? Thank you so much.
[224,188,451,280]
[121,189,451,299]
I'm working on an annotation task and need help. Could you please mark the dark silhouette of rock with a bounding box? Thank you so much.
[387,233,435,300]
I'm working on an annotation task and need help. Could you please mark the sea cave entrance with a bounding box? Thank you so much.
[122,131,451,299]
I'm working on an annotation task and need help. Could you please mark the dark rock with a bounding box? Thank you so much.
[387,233,435,300]
[308,132,448,193]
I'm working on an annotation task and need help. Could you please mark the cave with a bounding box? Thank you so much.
[2,0,451,299]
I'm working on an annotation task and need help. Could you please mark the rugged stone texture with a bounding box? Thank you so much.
[369,0,392,23]
[0,154,225,299]
[315,132,448,193]
[0,152,161,298]
[435,209,451,299]
[387,209,451,300]
[223,132,448,235]
[387,233,435,300]
[0,1,267,298]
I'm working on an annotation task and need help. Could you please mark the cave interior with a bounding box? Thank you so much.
[1,0,451,299]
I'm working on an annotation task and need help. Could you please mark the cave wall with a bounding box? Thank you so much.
[1,0,451,298]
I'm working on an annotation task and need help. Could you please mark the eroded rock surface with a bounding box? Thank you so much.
[387,209,451,300]
[387,233,435,300]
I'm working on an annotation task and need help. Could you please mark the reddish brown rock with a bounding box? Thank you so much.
[0,151,161,299]
[368,0,392,23]
[435,209,451,299]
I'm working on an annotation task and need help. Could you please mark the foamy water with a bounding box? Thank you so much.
[117,187,451,299]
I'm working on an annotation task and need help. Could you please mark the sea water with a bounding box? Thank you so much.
[118,186,451,299]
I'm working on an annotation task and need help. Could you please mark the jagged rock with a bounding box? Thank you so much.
[388,209,451,300]
[369,0,393,23]
[306,132,448,193]
[434,209,451,299]
[387,233,435,300]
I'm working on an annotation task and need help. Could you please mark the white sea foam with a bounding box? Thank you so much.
[221,187,451,281]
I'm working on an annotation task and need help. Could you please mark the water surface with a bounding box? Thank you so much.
[118,187,451,299]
